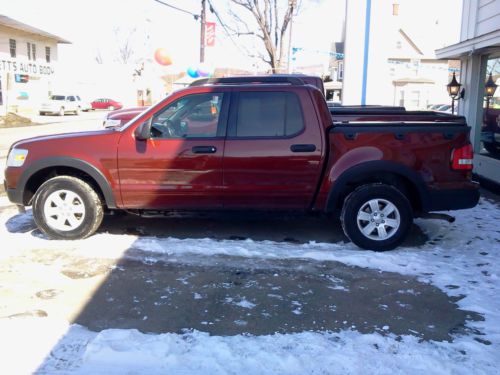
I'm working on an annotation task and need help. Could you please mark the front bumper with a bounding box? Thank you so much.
[5,183,23,206]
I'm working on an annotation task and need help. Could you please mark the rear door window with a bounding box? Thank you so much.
[231,91,304,138]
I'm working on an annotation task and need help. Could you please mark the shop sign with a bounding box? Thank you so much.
[0,58,54,75]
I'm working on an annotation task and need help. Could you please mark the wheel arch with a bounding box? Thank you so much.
[326,161,430,215]
[19,157,117,209]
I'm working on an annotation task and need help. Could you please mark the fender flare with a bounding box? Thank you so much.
[325,160,430,212]
[18,157,117,208]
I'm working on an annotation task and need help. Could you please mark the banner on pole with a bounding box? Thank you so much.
[206,22,216,47]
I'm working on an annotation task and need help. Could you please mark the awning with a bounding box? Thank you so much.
[435,29,500,59]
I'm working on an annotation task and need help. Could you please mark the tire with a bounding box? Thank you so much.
[59,107,65,116]
[39,111,45,116]
[107,105,115,111]
[341,183,413,251]
[75,106,81,115]
[33,176,104,240]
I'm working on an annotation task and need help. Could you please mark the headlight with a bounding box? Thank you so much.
[7,149,29,167]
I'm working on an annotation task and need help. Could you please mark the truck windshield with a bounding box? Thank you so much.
[50,95,65,100]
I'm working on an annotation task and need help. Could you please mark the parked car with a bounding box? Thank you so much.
[481,107,500,156]
[103,106,148,128]
[39,95,85,116]
[435,104,452,113]
[4,75,479,251]
[427,104,445,110]
[91,98,123,111]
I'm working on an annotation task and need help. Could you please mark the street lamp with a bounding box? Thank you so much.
[447,72,461,114]
[485,72,498,110]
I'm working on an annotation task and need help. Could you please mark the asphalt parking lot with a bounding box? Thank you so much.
[0,201,482,342]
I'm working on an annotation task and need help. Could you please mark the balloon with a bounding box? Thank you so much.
[187,67,199,78]
[196,63,213,77]
[154,48,172,66]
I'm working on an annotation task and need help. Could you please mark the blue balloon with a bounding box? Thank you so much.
[187,67,199,78]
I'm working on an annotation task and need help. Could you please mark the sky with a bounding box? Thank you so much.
[0,0,344,75]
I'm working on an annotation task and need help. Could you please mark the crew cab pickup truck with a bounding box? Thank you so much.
[4,76,479,250]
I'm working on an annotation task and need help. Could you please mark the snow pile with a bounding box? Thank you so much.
[1,319,497,374]
[0,196,499,374]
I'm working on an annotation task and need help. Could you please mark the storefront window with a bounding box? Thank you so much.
[480,56,500,160]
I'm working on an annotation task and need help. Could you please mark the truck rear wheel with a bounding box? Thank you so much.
[341,183,412,251]
[33,176,103,240]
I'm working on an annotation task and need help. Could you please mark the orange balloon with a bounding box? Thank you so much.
[154,48,172,66]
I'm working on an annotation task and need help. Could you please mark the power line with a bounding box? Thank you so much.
[206,0,251,57]
[152,0,200,20]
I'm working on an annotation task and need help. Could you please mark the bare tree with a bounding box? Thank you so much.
[216,0,299,72]
[94,48,104,64]
[113,27,137,65]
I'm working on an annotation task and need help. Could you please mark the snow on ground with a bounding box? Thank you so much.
[0,196,499,374]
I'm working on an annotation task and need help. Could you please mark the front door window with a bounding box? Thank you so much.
[150,93,224,139]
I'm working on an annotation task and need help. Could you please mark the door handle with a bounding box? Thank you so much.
[290,144,316,152]
[192,146,217,154]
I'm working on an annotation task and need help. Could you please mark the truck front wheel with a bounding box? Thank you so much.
[341,183,413,251]
[33,176,103,240]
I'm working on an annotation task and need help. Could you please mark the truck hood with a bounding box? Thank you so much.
[12,129,118,149]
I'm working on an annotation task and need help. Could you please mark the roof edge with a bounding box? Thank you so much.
[0,14,71,44]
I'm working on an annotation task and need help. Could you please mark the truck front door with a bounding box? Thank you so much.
[117,91,229,209]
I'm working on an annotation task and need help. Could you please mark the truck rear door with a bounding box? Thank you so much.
[222,88,324,209]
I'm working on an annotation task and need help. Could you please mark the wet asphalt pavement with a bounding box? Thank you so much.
[0,206,482,342]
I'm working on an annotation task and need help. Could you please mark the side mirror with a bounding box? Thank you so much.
[134,120,151,140]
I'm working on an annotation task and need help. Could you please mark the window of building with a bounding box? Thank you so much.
[392,2,399,16]
[410,90,420,109]
[0,78,3,106]
[151,93,224,139]
[45,46,51,63]
[399,90,405,107]
[231,92,304,138]
[338,62,344,80]
[480,55,500,160]
[32,43,36,61]
[9,39,16,58]
[27,42,32,60]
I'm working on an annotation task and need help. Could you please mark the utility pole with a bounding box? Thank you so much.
[287,0,297,73]
[200,0,206,63]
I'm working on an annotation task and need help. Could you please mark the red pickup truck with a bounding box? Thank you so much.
[4,76,479,250]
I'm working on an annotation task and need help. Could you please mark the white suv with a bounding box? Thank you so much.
[40,95,86,116]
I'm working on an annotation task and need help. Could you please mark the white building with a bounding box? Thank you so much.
[341,0,461,109]
[0,15,69,115]
[436,0,500,185]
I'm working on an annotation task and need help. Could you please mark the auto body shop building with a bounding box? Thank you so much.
[0,14,70,115]
[436,0,500,184]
